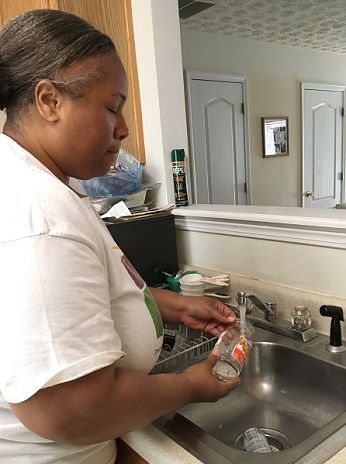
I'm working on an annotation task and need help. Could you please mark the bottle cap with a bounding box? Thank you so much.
[171,149,185,162]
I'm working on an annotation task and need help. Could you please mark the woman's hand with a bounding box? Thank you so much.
[181,349,240,403]
[150,288,237,337]
[179,295,236,337]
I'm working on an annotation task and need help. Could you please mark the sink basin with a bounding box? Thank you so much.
[153,326,346,464]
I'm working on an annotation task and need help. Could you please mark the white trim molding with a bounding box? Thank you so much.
[173,205,346,249]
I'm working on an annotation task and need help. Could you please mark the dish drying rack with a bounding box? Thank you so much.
[151,327,217,374]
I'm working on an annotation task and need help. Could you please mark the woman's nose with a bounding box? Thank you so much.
[114,114,129,141]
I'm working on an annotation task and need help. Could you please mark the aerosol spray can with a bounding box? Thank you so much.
[171,149,189,206]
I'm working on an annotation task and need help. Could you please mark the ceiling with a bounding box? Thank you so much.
[179,0,346,54]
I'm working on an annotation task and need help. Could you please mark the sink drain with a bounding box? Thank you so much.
[235,428,291,452]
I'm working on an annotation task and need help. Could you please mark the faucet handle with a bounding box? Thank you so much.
[267,302,277,322]
[236,291,277,323]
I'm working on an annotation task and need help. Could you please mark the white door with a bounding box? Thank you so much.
[302,83,344,208]
[185,71,249,205]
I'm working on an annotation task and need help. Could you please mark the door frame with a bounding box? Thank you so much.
[184,70,251,204]
[301,82,346,206]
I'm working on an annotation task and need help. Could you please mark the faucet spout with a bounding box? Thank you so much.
[236,291,317,342]
[237,291,277,323]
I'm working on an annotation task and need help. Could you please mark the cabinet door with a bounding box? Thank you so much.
[116,439,149,464]
[0,0,146,163]
[0,0,51,23]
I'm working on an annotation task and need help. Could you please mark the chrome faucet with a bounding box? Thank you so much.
[236,291,317,342]
[237,291,277,323]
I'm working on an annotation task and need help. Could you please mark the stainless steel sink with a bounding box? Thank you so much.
[153,326,346,464]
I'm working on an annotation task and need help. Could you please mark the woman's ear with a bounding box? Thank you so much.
[34,80,62,122]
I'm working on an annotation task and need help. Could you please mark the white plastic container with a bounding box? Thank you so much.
[179,282,205,296]
[179,274,205,296]
[179,273,203,285]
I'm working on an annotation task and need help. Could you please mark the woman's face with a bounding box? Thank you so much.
[48,53,129,181]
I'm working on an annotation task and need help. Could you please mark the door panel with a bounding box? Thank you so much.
[188,76,247,205]
[303,86,344,208]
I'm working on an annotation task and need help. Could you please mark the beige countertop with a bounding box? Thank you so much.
[122,425,346,464]
[326,448,346,464]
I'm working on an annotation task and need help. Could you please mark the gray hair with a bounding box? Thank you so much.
[0,9,117,117]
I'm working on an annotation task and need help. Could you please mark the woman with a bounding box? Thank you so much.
[0,9,240,463]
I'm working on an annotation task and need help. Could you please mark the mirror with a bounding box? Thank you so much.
[179,1,346,208]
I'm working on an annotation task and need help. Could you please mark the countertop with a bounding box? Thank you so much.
[122,425,346,464]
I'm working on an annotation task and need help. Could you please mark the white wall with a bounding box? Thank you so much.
[174,206,346,337]
[131,0,190,206]
[176,226,346,337]
[177,228,346,297]
[180,28,346,207]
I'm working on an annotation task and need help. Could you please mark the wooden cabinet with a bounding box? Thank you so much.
[0,0,51,21]
[116,439,149,464]
[0,0,146,163]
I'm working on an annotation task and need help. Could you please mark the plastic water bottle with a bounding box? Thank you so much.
[212,319,255,380]
[242,427,272,453]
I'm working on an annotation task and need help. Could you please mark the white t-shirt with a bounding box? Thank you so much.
[0,134,163,463]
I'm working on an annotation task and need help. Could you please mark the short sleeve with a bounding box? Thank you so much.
[0,233,124,403]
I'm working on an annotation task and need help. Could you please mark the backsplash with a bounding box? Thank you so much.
[181,264,346,340]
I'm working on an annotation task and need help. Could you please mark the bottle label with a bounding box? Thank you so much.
[172,161,188,206]
[231,336,252,367]
[242,428,272,453]
[172,160,186,174]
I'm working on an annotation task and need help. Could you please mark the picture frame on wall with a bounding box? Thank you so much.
[262,116,289,158]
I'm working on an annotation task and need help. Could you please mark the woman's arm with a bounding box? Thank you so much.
[150,287,236,337]
[10,351,240,446]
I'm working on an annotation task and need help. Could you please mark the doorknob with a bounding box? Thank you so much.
[305,191,314,198]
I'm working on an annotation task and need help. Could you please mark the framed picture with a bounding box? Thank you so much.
[262,116,289,158]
